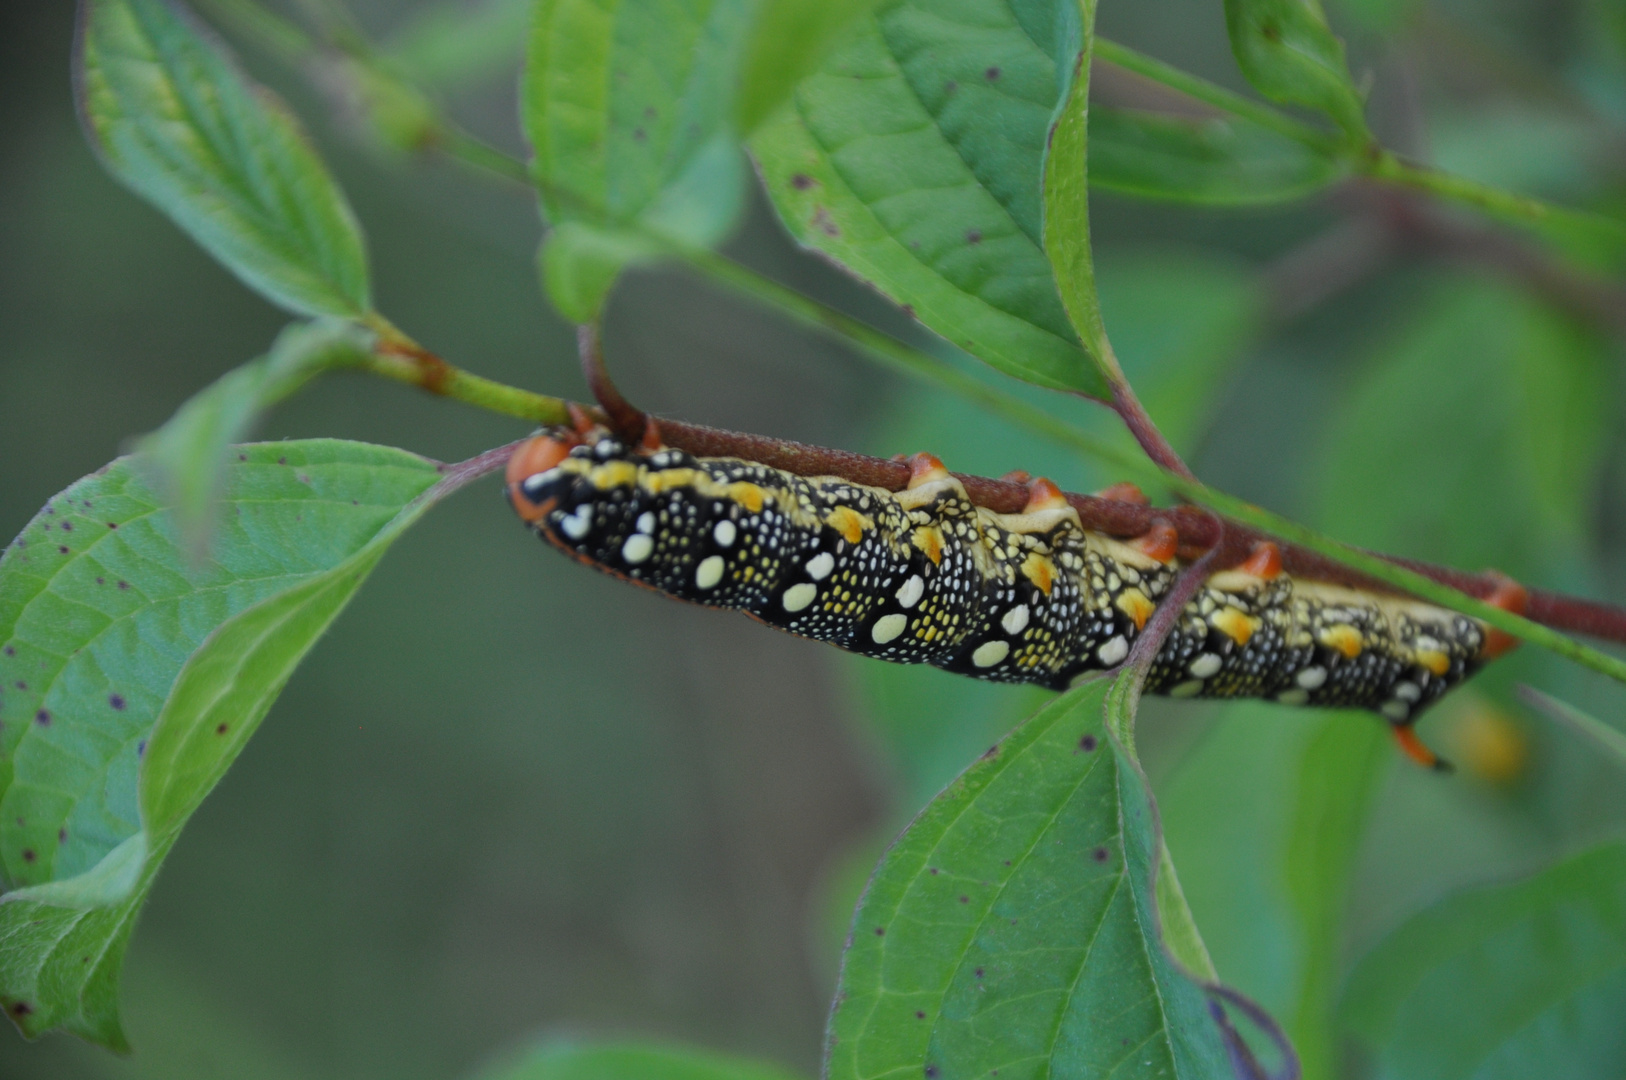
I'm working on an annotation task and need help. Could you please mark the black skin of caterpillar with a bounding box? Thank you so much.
[507,431,1508,755]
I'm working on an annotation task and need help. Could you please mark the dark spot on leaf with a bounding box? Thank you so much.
[61,522,72,532]
[1262,21,1281,41]
[278,457,288,465]
[14,682,25,691]
[916,1010,926,1019]
[118,581,129,590]
[791,173,815,190]
[944,80,957,94]
[21,849,34,863]
[929,867,939,875]
[58,546,69,555]
[901,304,915,318]
[959,895,969,903]
[925,1068,938,1079]
[874,926,885,936]
[137,739,146,757]
[982,743,998,758]
[966,229,982,245]
[215,723,228,735]
[3,646,12,657]
[975,967,984,978]
[34,710,49,727]
[10,1002,31,1017]
[1093,846,1109,862]
[644,105,656,120]
[107,522,117,529]
[812,206,840,237]
[633,127,646,141]
[298,474,310,484]
[109,694,125,711]
[1080,734,1097,752]
[95,577,105,585]
[985,66,1000,80]
[58,828,67,844]
[14,818,22,827]
[1003,860,1011,866]
[239,454,247,461]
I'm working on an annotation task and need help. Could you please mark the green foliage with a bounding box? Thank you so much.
[5,0,1625,1076]
[1342,842,1626,1079]
[1222,0,1369,141]
[751,0,1107,396]
[471,1040,804,1080]
[522,0,751,322]
[0,442,454,1043]
[1088,108,1348,204]
[828,682,1238,1080]
[76,0,371,318]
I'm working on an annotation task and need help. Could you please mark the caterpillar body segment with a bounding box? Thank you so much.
[508,432,1506,753]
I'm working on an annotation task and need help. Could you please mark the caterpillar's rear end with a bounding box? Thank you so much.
[508,428,1524,769]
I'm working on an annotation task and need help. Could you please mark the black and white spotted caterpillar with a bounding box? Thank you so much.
[506,428,1523,767]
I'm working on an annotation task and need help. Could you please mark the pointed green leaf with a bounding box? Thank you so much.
[0,441,470,1046]
[1222,0,1369,142]
[752,0,1106,395]
[75,0,371,318]
[470,1040,804,1080]
[827,681,1246,1080]
[734,0,890,136]
[134,320,374,557]
[1342,842,1626,1080]
[523,0,751,322]
[1089,107,1347,204]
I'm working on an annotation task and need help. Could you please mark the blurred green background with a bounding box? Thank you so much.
[3,0,1625,1077]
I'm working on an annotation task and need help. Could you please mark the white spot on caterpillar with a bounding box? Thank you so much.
[1189,653,1222,678]
[872,613,908,644]
[1001,604,1030,635]
[560,505,592,540]
[806,552,835,581]
[1381,700,1410,721]
[1170,679,1204,698]
[636,512,655,534]
[1393,681,1421,702]
[1096,636,1128,666]
[1296,666,1327,690]
[621,534,653,564]
[972,640,1010,667]
[897,575,925,609]
[695,555,725,589]
[714,519,736,547]
[782,582,817,612]
[1276,688,1310,706]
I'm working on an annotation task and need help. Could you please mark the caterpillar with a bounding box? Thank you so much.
[506,428,1525,768]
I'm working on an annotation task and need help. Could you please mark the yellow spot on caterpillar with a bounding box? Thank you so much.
[1320,624,1363,658]
[1212,607,1259,646]
[1415,649,1451,676]
[641,467,697,493]
[913,525,944,565]
[728,482,766,513]
[1115,588,1155,630]
[589,461,639,489]
[1022,553,1055,595]
[826,505,870,545]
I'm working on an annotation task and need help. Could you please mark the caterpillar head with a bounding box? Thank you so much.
[506,429,586,523]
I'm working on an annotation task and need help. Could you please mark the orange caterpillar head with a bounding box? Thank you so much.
[506,431,580,523]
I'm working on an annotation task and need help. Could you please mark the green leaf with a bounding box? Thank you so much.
[470,1039,804,1080]
[734,0,890,136]
[1342,842,1626,1080]
[523,0,751,322]
[75,0,372,318]
[1222,0,1369,141]
[134,320,374,558]
[827,681,1246,1080]
[0,441,464,1046]
[1041,0,1113,382]
[382,0,534,90]
[751,0,1107,395]
[1088,107,1347,204]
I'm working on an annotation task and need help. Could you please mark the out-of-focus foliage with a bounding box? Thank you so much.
[2,0,1624,1077]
